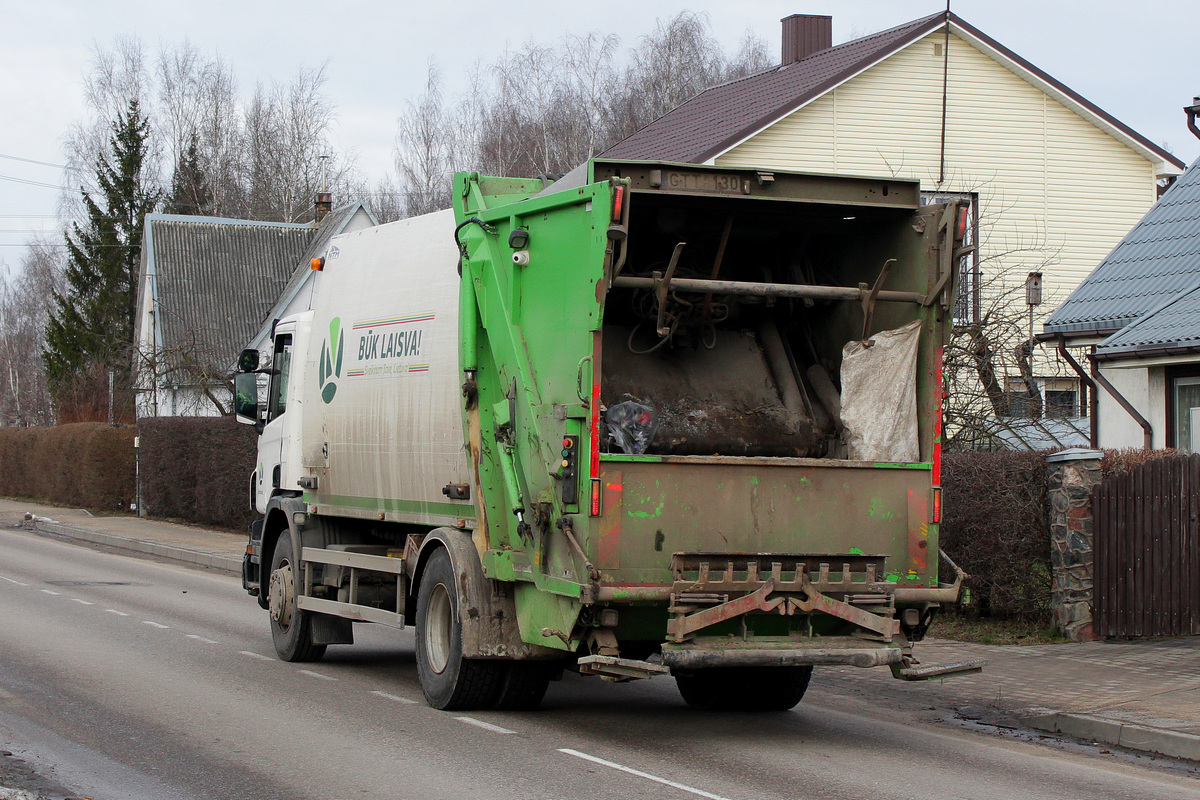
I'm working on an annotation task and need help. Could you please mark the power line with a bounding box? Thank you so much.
[0,152,67,169]
[0,173,70,191]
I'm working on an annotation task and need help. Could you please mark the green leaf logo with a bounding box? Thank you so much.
[320,316,342,404]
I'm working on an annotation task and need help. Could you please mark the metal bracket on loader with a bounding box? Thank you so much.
[666,553,900,643]
[578,655,671,682]
[893,657,988,681]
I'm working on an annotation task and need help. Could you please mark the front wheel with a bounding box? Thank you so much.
[415,547,502,710]
[268,530,326,662]
[675,665,813,711]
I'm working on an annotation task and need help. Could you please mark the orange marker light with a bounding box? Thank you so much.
[311,257,325,271]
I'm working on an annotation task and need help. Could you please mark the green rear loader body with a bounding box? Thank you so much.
[239,158,980,710]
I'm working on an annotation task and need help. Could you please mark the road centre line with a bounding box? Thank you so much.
[71,599,94,605]
[298,669,338,681]
[0,576,28,586]
[186,634,218,644]
[557,749,734,800]
[369,690,418,704]
[106,609,129,616]
[239,651,274,661]
[142,621,170,629]
[455,717,515,734]
[40,589,60,595]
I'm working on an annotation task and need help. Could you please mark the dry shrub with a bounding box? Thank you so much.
[1101,447,1181,477]
[137,416,258,530]
[0,423,135,511]
[940,451,1049,619]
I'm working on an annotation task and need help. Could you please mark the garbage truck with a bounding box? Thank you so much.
[235,159,983,711]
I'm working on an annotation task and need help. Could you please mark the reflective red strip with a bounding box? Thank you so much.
[611,185,625,222]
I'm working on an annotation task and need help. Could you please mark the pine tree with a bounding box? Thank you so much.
[44,98,160,421]
[166,132,212,216]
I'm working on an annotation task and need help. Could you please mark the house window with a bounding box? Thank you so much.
[921,191,979,324]
[1004,377,1080,418]
[1169,371,1200,452]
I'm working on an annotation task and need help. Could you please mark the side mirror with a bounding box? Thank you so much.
[234,371,260,426]
[237,348,260,373]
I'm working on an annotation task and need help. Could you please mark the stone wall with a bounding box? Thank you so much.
[1046,448,1103,641]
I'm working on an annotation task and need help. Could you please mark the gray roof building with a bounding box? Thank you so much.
[135,203,376,416]
[1045,157,1200,352]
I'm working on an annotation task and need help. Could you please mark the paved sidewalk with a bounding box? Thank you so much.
[4,497,1199,763]
[0,498,245,575]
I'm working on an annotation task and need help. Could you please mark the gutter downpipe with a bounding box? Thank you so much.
[1056,336,1099,448]
[1058,336,1151,449]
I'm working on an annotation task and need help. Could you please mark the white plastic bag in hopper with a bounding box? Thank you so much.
[840,320,921,462]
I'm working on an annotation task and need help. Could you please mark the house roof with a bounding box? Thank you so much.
[1094,281,1200,358]
[601,12,1183,175]
[141,204,373,375]
[144,215,313,374]
[1045,157,1200,341]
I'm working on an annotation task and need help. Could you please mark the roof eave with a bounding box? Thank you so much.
[702,13,1184,175]
[698,14,946,164]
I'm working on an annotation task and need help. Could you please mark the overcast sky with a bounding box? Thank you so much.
[3,0,1198,263]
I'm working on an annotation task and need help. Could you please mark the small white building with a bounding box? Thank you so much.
[1043,156,1200,450]
[134,203,375,417]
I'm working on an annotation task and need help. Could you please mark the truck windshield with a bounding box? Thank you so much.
[268,335,292,420]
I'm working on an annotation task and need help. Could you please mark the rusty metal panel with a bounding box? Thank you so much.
[590,457,932,587]
[1095,454,1200,637]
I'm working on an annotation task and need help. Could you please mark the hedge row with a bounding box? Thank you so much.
[940,451,1050,620]
[137,416,258,530]
[0,423,136,512]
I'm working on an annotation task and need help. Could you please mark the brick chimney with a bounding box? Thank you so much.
[314,192,332,224]
[781,14,832,64]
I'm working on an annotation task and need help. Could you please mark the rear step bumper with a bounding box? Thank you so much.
[661,645,903,670]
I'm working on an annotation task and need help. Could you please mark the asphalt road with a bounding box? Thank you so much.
[3,526,1200,800]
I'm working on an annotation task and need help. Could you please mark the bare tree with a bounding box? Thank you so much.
[394,62,455,216]
[0,237,64,425]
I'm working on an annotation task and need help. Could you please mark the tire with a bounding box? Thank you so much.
[493,662,555,711]
[268,530,327,662]
[415,548,502,710]
[675,666,813,711]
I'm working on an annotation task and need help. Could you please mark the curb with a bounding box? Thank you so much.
[30,520,243,577]
[1022,711,1200,762]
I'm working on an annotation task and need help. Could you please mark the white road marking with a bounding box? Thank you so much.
[142,621,170,629]
[106,609,129,616]
[455,716,515,734]
[369,690,418,704]
[40,589,61,596]
[557,749,733,800]
[71,599,94,605]
[0,576,28,586]
[186,634,218,644]
[298,669,338,681]
[239,651,274,661]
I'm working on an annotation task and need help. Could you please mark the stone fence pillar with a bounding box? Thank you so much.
[1046,448,1103,641]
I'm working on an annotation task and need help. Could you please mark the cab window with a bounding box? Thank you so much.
[267,334,292,420]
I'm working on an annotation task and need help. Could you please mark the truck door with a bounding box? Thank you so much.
[257,332,294,508]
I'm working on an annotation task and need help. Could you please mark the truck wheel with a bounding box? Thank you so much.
[493,663,554,711]
[268,530,327,662]
[675,666,813,711]
[415,548,501,710]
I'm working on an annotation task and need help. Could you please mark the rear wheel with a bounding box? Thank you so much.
[675,666,813,711]
[415,548,502,710]
[268,530,327,662]
[493,662,555,710]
